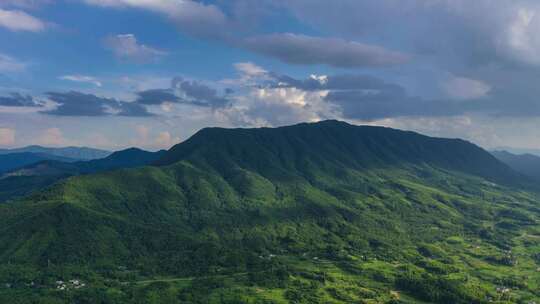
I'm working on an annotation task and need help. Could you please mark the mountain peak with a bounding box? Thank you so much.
[155,121,518,186]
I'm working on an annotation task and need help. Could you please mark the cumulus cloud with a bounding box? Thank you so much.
[130,125,179,149]
[37,127,68,146]
[155,131,179,148]
[243,33,409,68]
[261,73,464,121]
[234,62,268,77]
[0,9,45,32]
[0,53,26,72]
[0,127,15,146]
[104,34,167,63]
[43,91,152,117]
[59,75,102,87]
[0,93,42,107]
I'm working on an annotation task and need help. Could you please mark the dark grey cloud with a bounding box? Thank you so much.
[0,93,42,107]
[325,88,460,121]
[116,101,154,117]
[44,91,152,117]
[133,79,231,109]
[135,89,181,105]
[44,91,115,116]
[172,77,229,108]
[243,33,409,68]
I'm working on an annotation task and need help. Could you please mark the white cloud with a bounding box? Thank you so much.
[442,76,491,100]
[37,127,70,146]
[0,9,45,32]
[498,6,540,65]
[104,34,167,63]
[155,131,179,148]
[60,75,102,87]
[221,62,271,86]
[0,127,15,146]
[130,125,179,149]
[234,62,268,77]
[0,53,26,72]
[221,85,338,127]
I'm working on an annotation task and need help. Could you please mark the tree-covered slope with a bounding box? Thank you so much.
[0,121,538,304]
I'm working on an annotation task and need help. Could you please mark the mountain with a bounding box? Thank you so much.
[0,148,166,202]
[0,145,111,160]
[0,152,76,174]
[156,120,520,185]
[493,146,540,157]
[0,121,538,304]
[492,150,540,181]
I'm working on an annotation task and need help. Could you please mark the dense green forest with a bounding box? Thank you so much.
[0,121,538,303]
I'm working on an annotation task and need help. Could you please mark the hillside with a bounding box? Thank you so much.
[0,121,538,304]
[492,150,540,181]
[0,145,111,160]
[0,148,166,202]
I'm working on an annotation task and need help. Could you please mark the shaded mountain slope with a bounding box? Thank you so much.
[492,150,540,181]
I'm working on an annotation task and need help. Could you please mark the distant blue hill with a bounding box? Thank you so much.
[491,150,540,181]
[0,152,77,174]
[0,148,166,202]
[0,145,111,160]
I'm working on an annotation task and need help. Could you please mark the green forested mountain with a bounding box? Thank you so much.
[0,121,538,304]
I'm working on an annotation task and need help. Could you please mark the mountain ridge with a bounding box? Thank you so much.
[0,145,111,160]
[156,120,522,187]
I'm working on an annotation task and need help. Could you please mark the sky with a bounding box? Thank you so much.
[1,0,540,151]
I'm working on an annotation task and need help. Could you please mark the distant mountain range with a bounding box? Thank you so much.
[0,145,111,160]
[491,150,540,181]
[1,120,538,303]
[0,152,77,174]
[493,146,540,157]
[0,148,166,202]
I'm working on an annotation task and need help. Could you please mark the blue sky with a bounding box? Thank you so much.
[1,0,540,151]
